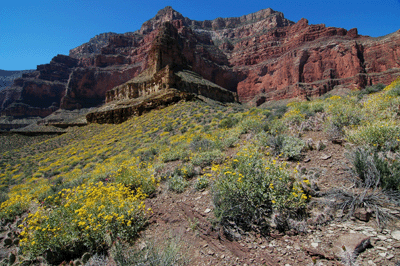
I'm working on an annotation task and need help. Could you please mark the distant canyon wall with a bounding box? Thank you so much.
[1,6,399,117]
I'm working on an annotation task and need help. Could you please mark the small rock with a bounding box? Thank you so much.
[311,242,318,248]
[354,208,372,222]
[377,235,387,241]
[333,233,371,256]
[260,245,266,249]
[376,246,388,251]
[304,158,311,163]
[320,154,331,160]
[305,138,313,150]
[391,230,400,240]
[386,254,394,260]
[204,208,211,213]
[378,252,387,257]
[208,250,214,256]
[315,140,326,151]
[393,242,400,248]
[367,260,376,265]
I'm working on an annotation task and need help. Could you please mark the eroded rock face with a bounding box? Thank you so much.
[2,6,400,117]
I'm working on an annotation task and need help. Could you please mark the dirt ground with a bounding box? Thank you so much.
[143,131,400,266]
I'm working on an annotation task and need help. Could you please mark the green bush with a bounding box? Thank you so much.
[174,163,196,179]
[189,138,215,152]
[18,182,148,263]
[212,148,308,235]
[160,146,189,163]
[267,135,304,160]
[239,118,264,133]
[281,135,305,160]
[346,122,400,150]
[111,237,189,266]
[349,148,400,191]
[358,84,385,100]
[218,117,239,129]
[194,176,210,191]
[191,150,224,167]
[167,175,188,193]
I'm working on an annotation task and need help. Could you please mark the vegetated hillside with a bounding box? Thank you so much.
[0,70,34,91]
[1,78,400,265]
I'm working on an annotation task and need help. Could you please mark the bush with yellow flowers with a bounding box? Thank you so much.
[212,146,309,235]
[19,181,149,262]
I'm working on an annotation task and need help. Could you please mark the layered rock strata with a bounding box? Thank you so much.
[87,65,236,124]
[1,6,399,117]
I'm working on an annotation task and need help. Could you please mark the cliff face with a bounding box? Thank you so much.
[2,6,400,117]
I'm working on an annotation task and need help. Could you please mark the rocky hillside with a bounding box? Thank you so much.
[1,6,399,117]
[1,79,400,265]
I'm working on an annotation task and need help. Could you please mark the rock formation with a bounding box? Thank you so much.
[1,6,399,117]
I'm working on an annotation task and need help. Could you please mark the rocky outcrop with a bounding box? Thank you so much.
[86,88,195,124]
[2,6,400,117]
[0,69,34,91]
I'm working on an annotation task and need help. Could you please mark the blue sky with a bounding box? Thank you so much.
[1,0,399,70]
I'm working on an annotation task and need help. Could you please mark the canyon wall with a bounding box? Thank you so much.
[1,6,399,117]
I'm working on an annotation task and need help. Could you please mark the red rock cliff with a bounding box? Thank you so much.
[2,6,399,117]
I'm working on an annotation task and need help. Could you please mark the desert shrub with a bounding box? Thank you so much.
[326,122,345,141]
[180,126,187,134]
[194,176,210,191]
[324,95,361,129]
[346,121,400,150]
[269,119,287,136]
[0,192,8,204]
[267,134,285,156]
[174,163,196,179]
[212,148,308,235]
[267,135,304,160]
[325,186,400,227]
[159,147,189,163]
[387,84,400,97]
[268,104,288,119]
[281,135,305,160]
[220,136,238,149]
[191,150,224,167]
[112,161,158,196]
[137,147,158,162]
[255,131,270,148]
[309,101,325,113]
[348,147,400,191]
[357,83,385,100]
[189,138,215,152]
[19,182,148,263]
[283,108,306,125]
[111,237,189,266]
[218,117,239,129]
[167,175,188,193]
[0,193,31,222]
[239,117,264,133]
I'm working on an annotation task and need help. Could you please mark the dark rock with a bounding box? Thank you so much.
[354,208,372,222]
[3,237,12,246]
[8,253,16,265]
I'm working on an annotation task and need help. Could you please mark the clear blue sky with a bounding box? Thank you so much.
[1,0,399,70]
